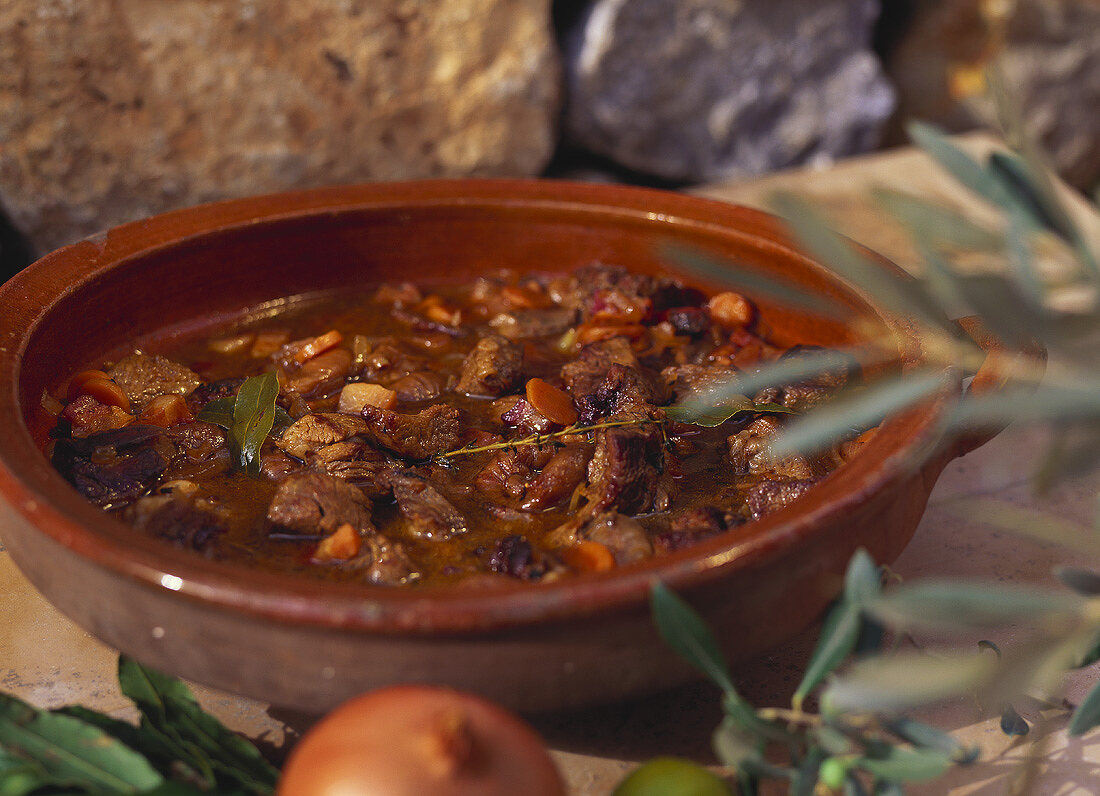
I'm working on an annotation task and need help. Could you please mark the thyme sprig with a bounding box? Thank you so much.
[433,418,663,463]
[433,400,796,463]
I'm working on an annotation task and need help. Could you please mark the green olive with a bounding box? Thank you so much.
[818,756,854,790]
[613,757,733,796]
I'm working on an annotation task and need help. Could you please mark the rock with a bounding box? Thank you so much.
[0,0,560,255]
[886,0,1100,191]
[560,0,895,183]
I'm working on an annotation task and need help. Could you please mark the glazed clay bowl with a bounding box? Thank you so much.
[0,180,1007,713]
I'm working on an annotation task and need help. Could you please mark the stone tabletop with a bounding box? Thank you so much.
[4,134,1100,794]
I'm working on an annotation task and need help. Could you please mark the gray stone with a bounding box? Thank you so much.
[561,0,895,183]
[887,0,1100,191]
[0,0,560,255]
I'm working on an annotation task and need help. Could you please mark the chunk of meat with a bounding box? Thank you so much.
[107,353,201,410]
[455,335,524,397]
[486,535,557,581]
[751,346,855,411]
[473,444,587,512]
[521,446,592,511]
[125,487,226,552]
[576,364,662,425]
[655,505,746,553]
[52,425,172,508]
[282,347,353,397]
[60,394,133,438]
[309,439,395,496]
[726,416,819,480]
[352,535,419,585]
[380,469,466,540]
[187,378,244,412]
[560,338,640,400]
[390,372,444,403]
[499,397,554,434]
[358,404,462,460]
[165,421,227,464]
[266,472,374,536]
[582,512,653,565]
[277,413,373,460]
[586,426,666,515]
[661,364,736,404]
[745,478,821,519]
[489,308,576,340]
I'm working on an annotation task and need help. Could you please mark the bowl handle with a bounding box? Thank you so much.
[949,315,1047,459]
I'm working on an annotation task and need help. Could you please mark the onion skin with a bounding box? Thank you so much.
[276,685,566,796]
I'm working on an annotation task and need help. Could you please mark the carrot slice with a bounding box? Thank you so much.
[563,541,616,573]
[78,377,130,410]
[525,378,577,426]
[313,523,362,562]
[292,329,344,364]
[66,370,110,401]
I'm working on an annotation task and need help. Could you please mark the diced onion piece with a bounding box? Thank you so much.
[208,333,256,355]
[339,382,397,414]
[251,330,291,358]
[78,377,131,410]
[66,370,111,401]
[139,394,194,427]
[40,390,64,416]
[292,329,344,364]
[708,291,754,328]
[313,523,361,562]
[562,541,616,573]
[525,378,577,426]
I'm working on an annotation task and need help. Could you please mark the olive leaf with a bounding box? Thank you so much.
[822,651,997,714]
[866,581,1082,632]
[664,397,793,427]
[1069,678,1100,737]
[792,551,881,710]
[649,581,736,695]
[0,692,164,794]
[1054,566,1100,596]
[882,717,978,763]
[857,746,953,783]
[871,187,1003,252]
[768,370,945,459]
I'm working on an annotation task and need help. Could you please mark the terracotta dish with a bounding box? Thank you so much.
[0,180,1020,713]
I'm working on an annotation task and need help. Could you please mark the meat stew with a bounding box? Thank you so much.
[43,264,868,588]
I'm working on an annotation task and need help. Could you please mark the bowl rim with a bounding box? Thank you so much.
[0,178,955,634]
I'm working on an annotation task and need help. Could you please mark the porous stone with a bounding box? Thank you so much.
[560,0,895,183]
[0,0,560,255]
[887,0,1100,191]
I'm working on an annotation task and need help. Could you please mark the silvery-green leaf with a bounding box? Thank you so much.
[712,717,761,768]
[988,150,1074,243]
[844,549,881,604]
[872,188,1003,252]
[1069,678,1100,736]
[823,651,996,713]
[674,347,878,425]
[883,717,978,763]
[867,581,1081,632]
[1069,630,1100,670]
[1003,203,1045,308]
[772,193,954,334]
[1055,566,1100,596]
[857,746,953,782]
[999,704,1029,737]
[906,122,1016,210]
[769,370,944,459]
[660,242,849,319]
[934,497,1100,557]
[650,582,735,694]
[792,600,861,711]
